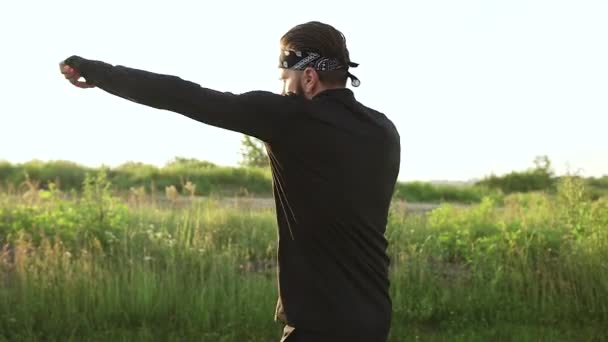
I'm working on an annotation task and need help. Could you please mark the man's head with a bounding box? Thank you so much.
[279,21,359,99]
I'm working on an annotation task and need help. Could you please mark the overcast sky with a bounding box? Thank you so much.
[1,0,606,181]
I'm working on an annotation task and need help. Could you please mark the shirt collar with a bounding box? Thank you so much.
[312,88,355,100]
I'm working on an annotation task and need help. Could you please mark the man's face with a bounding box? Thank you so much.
[280,68,304,96]
[279,68,319,99]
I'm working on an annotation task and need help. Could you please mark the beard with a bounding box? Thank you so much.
[295,78,306,97]
[280,72,311,99]
[282,77,307,99]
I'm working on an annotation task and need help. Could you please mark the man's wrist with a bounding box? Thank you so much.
[63,55,99,84]
[63,55,87,70]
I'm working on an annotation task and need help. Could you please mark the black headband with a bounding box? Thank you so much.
[279,49,361,87]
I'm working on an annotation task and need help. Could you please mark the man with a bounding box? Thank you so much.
[60,21,401,342]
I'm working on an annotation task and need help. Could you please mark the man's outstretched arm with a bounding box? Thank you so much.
[60,55,301,143]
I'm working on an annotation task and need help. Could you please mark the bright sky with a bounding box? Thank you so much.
[1,0,606,182]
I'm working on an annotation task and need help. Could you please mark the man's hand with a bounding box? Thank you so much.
[59,61,95,89]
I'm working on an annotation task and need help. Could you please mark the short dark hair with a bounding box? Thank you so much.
[280,21,352,86]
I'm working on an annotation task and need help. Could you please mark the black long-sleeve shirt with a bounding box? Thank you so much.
[63,56,401,340]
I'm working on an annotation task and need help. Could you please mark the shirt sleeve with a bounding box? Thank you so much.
[63,55,302,143]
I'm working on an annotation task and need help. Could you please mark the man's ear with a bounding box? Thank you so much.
[303,67,319,92]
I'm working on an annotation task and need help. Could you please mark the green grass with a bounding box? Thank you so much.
[0,171,607,341]
[1,323,605,342]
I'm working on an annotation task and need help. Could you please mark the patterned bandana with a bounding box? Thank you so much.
[279,49,361,87]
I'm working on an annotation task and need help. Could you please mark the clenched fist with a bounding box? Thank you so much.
[59,59,95,89]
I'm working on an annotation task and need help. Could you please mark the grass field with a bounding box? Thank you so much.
[0,171,607,341]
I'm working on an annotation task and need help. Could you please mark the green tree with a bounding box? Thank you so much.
[533,155,553,175]
[476,155,556,194]
[239,135,269,168]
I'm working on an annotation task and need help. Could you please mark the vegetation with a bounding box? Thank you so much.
[0,170,606,341]
[586,175,608,200]
[6,155,606,206]
[238,135,269,168]
[473,155,608,199]
[0,158,493,203]
[0,158,272,198]
[393,181,499,204]
[475,156,556,194]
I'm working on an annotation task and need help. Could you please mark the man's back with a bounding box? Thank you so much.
[60,40,401,341]
[270,88,401,339]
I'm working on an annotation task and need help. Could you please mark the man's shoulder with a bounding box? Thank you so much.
[355,101,400,140]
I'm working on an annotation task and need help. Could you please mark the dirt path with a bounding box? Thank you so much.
[149,196,466,213]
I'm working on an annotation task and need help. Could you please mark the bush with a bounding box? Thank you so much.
[476,156,556,194]
[393,182,500,204]
[586,176,608,200]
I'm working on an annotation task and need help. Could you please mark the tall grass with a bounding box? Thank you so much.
[0,171,607,341]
